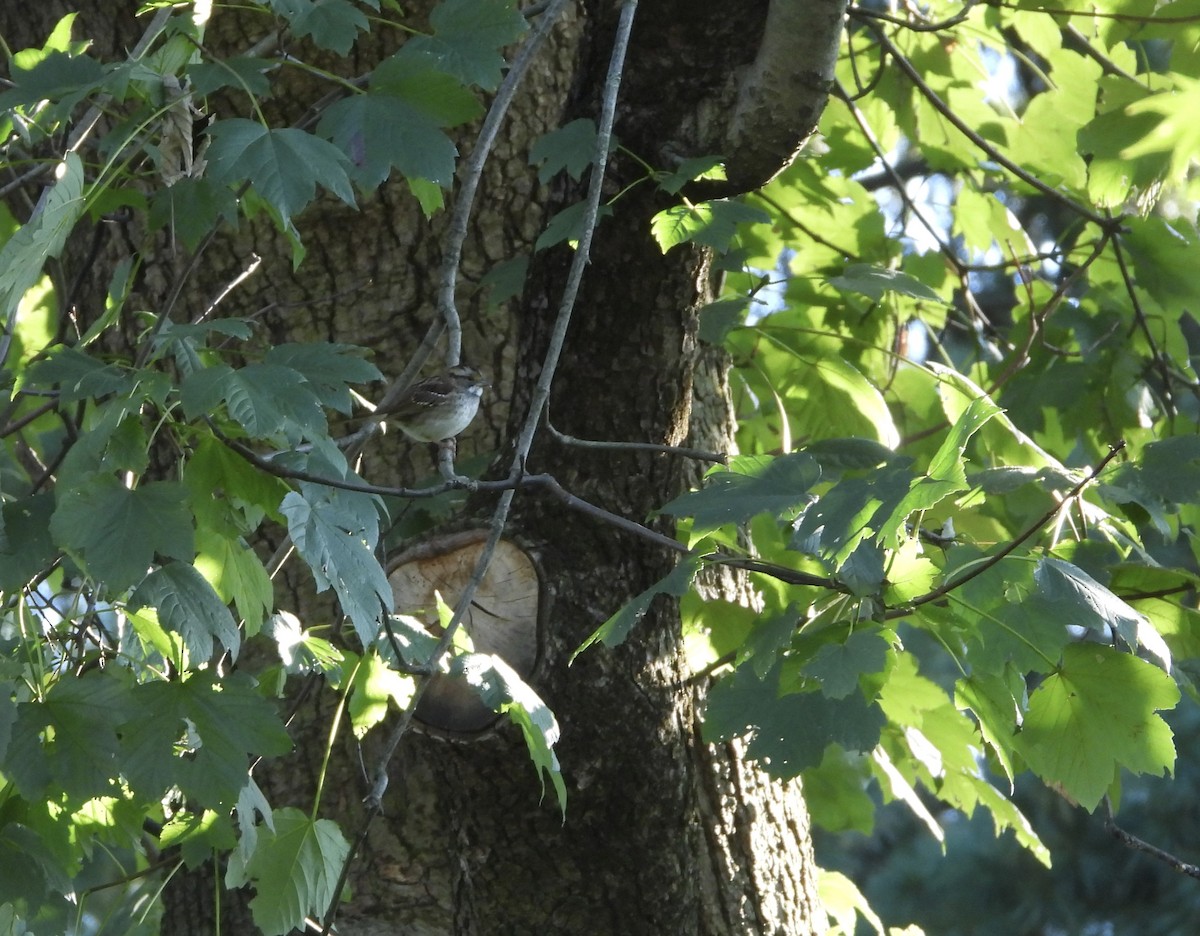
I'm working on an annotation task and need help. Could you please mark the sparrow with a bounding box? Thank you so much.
[372,364,489,442]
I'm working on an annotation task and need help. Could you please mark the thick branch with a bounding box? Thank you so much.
[720,0,847,193]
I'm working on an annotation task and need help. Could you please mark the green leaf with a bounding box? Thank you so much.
[0,153,84,322]
[0,803,73,904]
[24,344,133,402]
[535,201,613,251]
[697,298,748,344]
[802,748,877,834]
[479,255,528,308]
[0,51,106,110]
[1034,557,1156,662]
[876,651,951,728]
[406,176,445,216]
[235,778,274,864]
[0,494,57,591]
[1016,644,1179,811]
[827,263,948,303]
[800,438,896,473]
[371,52,483,126]
[180,362,327,445]
[6,672,134,800]
[529,118,598,183]
[873,395,1001,544]
[265,342,382,414]
[236,807,349,936]
[160,810,238,869]
[573,554,704,659]
[650,199,770,253]
[195,528,274,636]
[803,630,891,699]
[375,614,440,671]
[120,673,291,807]
[348,650,416,737]
[280,483,392,646]
[267,611,345,675]
[1121,75,1200,184]
[50,477,194,591]
[204,120,356,231]
[405,0,528,89]
[147,177,240,252]
[452,653,566,815]
[965,777,1050,867]
[187,57,274,97]
[955,669,1025,784]
[285,0,369,54]
[318,92,460,191]
[185,435,289,532]
[0,901,30,936]
[659,453,822,535]
[657,155,726,195]
[791,462,915,569]
[786,354,900,447]
[703,662,885,778]
[819,868,885,935]
[737,604,803,677]
[129,561,241,663]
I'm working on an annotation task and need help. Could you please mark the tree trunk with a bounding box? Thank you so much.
[3,2,841,932]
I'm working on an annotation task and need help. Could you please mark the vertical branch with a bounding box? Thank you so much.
[435,0,574,364]
[321,3,641,930]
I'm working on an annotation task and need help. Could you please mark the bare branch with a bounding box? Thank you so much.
[435,0,573,364]
[546,408,727,464]
[1104,798,1200,880]
[892,440,1128,615]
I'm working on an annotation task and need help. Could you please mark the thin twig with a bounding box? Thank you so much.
[1109,224,1175,418]
[710,556,843,590]
[753,190,861,261]
[849,1,977,32]
[993,2,1200,25]
[0,398,57,437]
[222,433,839,594]
[1061,24,1143,83]
[1104,797,1200,880]
[865,25,1112,228]
[546,410,727,464]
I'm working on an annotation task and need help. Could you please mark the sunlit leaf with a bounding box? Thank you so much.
[453,653,567,815]
[1016,644,1178,811]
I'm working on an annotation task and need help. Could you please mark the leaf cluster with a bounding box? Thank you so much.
[579,2,1200,929]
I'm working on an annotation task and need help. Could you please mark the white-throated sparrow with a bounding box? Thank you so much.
[373,364,489,442]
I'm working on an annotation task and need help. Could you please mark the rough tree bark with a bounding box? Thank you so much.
[1,1,845,932]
